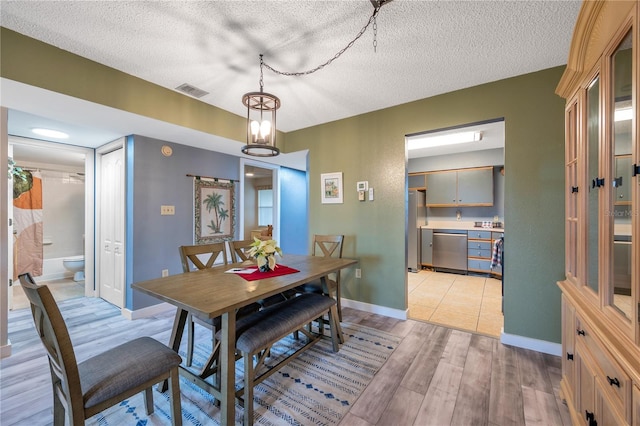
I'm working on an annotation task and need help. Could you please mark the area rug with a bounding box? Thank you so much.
[87,322,401,425]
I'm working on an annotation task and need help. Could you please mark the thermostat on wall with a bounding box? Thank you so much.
[356,181,368,191]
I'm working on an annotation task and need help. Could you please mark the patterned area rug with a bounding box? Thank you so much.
[87,323,401,425]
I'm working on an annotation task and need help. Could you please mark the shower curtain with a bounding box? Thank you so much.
[13,170,43,279]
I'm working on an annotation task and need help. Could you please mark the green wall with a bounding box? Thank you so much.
[1,26,566,344]
[286,67,567,343]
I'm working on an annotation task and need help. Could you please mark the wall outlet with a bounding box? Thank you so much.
[161,269,169,277]
[161,205,175,215]
[355,268,361,279]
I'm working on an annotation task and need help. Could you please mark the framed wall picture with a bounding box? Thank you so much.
[194,179,235,243]
[321,172,343,204]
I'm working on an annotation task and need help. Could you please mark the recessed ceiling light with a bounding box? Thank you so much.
[32,128,70,139]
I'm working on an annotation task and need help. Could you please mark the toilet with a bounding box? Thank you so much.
[63,255,85,281]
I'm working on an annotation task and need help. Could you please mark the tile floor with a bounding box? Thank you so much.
[11,277,85,311]
[408,269,503,337]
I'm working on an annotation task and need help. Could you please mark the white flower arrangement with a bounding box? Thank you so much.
[247,238,283,271]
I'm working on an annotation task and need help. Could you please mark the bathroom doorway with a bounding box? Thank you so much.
[8,136,95,309]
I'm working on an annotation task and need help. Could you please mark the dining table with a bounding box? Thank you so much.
[131,253,357,426]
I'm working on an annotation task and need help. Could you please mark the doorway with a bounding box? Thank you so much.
[8,137,95,309]
[239,159,279,242]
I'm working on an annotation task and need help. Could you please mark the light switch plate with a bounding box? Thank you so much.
[161,205,175,215]
[368,188,374,201]
[356,181,368,191]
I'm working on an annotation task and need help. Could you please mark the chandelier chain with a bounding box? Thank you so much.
[262,5,381,77]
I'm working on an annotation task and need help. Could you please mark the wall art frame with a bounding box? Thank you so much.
[320,172,343,204]
[194,178,235,243]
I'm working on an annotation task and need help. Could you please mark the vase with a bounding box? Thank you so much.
[259,264,271,273]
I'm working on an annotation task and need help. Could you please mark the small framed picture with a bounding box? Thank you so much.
[321,172,343,204]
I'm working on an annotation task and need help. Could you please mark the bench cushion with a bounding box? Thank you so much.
[235,293,335,354]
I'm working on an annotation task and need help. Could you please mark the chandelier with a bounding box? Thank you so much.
[241,0,391,157]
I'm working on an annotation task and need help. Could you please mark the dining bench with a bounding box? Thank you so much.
[232,292,342,426]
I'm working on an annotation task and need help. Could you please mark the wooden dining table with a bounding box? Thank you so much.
[132,253,357,426]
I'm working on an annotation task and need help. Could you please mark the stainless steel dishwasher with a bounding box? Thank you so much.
[432,230,468,272]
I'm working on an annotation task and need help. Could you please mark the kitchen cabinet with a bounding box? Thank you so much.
[557,2,640,425]
[466,230,503,276]
[408,173,427,191]
[425,166,493,207]
[421,228,433,266]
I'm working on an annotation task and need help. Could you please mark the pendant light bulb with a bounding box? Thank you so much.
[260,120,271,138]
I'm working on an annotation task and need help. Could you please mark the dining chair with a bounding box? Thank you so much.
[296,234,345,320]
[18,272,182,426]
[179,242,261,368]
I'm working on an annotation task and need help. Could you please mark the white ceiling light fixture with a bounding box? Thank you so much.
[408,131,483,150]
[241,0,392,157]
[32,128,70,139]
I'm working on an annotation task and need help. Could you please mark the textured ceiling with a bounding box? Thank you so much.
[1,0,582,134]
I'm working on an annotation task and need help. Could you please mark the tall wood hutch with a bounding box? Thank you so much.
[557,1,640,425]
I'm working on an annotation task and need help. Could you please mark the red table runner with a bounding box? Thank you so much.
[234,264,300,281]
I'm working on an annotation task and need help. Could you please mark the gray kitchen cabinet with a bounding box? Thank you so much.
[425,171,457,205]
[426,167,493,207]
[457,168,493,205]
[614,156,632,204]
[421,228,433,266]
[408,173,427,190]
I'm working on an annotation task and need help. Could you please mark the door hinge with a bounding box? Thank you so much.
[637,303,640,323]
[592,177,605,188]
[633,164,640,177]
[571,186,579,193]
[566,352,574,361]
[9,278,12,287]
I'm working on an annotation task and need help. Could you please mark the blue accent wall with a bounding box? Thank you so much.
[279,167,308,255]
[129,135,241,310]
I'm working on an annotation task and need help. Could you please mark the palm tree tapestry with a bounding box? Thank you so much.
[194,178,235,243]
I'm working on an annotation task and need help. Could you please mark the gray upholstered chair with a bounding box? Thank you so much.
[296,234,345,320]
[179,242,260,368]
[18,272,182,426]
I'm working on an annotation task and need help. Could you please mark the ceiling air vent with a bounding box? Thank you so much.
[175,83,209,99]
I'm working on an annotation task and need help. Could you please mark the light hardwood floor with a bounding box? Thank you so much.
[1,296,569,426]
[408,270,504,338]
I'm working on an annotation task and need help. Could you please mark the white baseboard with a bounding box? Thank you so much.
[122,302,175,320]
[1,340,12,359]
[341,298,408,320]
[500,330,561,356]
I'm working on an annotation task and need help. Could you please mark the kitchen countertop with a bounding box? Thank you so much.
[421,221,504,233]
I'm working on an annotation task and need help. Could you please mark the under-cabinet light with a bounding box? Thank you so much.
[408,131,482,150]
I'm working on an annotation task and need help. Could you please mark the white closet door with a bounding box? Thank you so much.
[99,148,124,307]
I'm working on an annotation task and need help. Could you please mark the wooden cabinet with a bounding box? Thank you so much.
[425,166,493,207]
[557,2,640,426]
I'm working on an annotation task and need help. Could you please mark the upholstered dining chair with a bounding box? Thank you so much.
[179,242,261,368]
[296,234,345,320]
[18,272,182,426]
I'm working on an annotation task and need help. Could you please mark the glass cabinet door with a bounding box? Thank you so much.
[609,29,633,320]
[586,76,600,295]
[566,99,579,282]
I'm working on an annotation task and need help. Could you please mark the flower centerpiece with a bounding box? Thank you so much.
[247,237,283,272]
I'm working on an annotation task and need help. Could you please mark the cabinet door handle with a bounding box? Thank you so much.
[613,177,623,188]
[633,163,640,177]
[585,411,596,426]
[566,352,574,361]
[607,376,620,387]
[576,329,585,336]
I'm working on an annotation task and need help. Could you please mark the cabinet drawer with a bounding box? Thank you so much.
[468,230,491,239]
[468,259,491,271]
[468,248,492,259]
[468,241,492,251]
[576,316,631,422]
